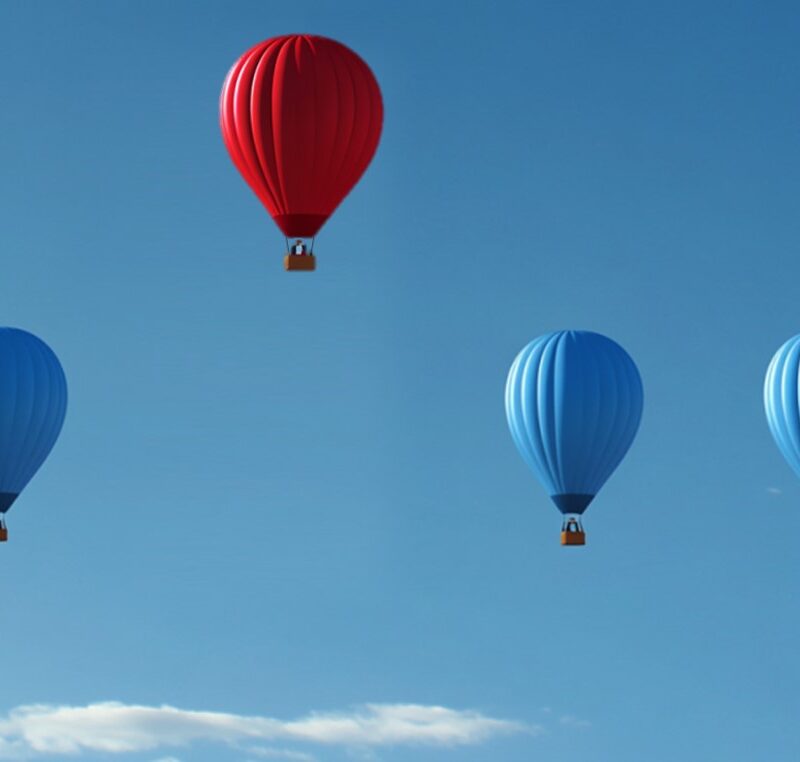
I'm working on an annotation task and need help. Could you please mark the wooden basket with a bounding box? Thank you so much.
[284,254,316,271]
[561,530,585,546]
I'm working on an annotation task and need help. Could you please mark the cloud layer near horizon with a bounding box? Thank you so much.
[0,701,530,759]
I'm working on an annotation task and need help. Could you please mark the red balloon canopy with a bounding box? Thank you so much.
[220,35,383,238]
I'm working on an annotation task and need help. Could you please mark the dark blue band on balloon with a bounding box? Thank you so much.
[551,493,594,515]
[0,492,19,514]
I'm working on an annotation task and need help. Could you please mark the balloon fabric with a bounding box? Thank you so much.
[220,34,383,239]
[764,334,800,479]
[505,331,643,516]
[0,328,67,515]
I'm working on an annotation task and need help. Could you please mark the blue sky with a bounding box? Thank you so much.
[0,0,798,760]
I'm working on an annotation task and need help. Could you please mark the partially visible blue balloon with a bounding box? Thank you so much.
[0,328,67,516]
[505,331,643,516]
[764,335,800,478]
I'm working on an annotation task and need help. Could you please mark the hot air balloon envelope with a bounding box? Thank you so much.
[220,34,383,240]
[764,335,800,478]
[0,328,67,521]
[505,331,643,521]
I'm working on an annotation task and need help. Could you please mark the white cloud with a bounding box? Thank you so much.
[0,702,528,759]
[767,487,782,495]
[246,747,316,761]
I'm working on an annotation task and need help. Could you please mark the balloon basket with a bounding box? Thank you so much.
[0,527,8,543]
[561,529,585,546]
[284,254,316,272]
[561,517,585,546]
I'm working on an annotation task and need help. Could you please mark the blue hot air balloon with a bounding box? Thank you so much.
[0,328,67,542]
[505,331,643,546]
[764,335,800,479]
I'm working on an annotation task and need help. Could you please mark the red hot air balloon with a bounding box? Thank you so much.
[220,35,383,271]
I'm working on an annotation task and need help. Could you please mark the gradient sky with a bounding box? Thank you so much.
[0,1,799,761]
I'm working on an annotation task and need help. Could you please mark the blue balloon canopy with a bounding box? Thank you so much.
[0,328,67,515]
[505,331,643,515]
[764,334,800,479]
